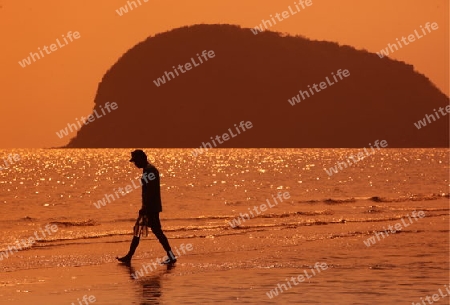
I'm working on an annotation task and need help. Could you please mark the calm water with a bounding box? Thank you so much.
[0,149,448,304]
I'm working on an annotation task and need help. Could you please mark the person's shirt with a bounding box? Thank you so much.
[141,164,162,213]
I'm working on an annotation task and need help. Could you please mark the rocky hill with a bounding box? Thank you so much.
[65,24,449,148]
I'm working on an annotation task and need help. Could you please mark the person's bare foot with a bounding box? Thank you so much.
[116,255,131,263]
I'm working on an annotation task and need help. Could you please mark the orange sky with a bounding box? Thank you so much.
[0,0,448,148]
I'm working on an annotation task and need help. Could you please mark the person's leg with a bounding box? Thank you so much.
[117,236,140,263]
[148,213,176,263]
[117,218,141,263]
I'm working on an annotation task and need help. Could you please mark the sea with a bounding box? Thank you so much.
[0,148,448,304]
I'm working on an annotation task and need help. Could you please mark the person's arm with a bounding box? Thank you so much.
[140,181,149,215]
[140,167,156,214]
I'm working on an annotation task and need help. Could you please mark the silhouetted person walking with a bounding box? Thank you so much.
[117,150,176,264]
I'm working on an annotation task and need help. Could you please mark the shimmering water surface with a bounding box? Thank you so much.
[0,149,448,304]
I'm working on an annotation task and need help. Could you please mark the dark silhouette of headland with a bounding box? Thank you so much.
[65,24,449,148]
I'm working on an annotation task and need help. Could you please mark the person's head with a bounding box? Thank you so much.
[129,149,148,168]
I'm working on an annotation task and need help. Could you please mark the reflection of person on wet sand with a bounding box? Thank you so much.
[117,150,177,264]
[119,262,175,305]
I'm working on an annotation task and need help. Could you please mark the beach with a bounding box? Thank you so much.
[0,148,448,304]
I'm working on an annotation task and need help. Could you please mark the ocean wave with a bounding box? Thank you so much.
[2,194,447,227]
[49,220,99,227]
[369,193,448,202]
[8,211,448,250]
[297,193,448,205]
